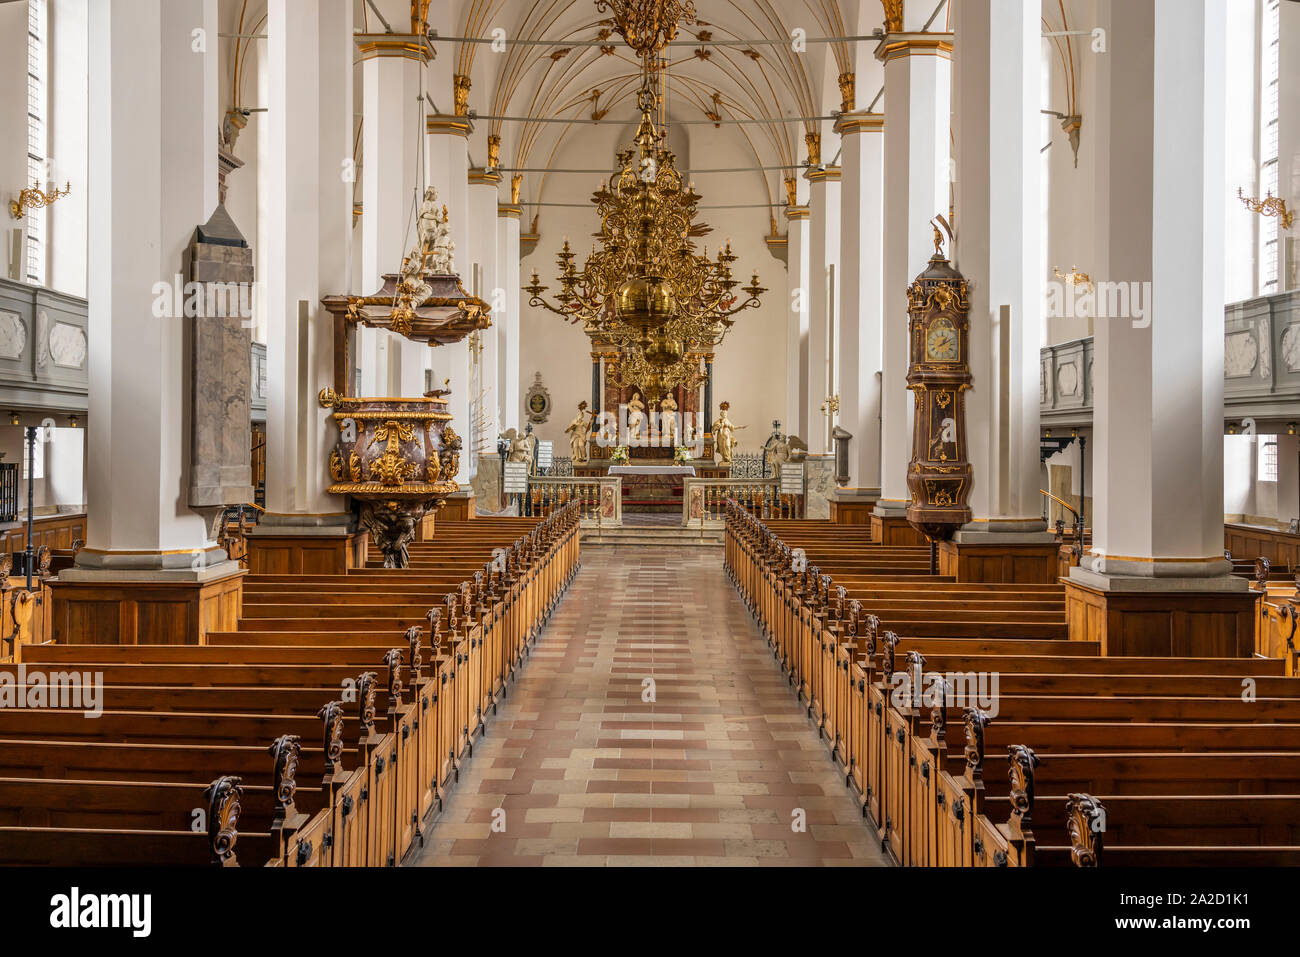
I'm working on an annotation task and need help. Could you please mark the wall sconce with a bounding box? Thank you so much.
[9,180,72,220]
[1044,429,1052,438]
[67,414,78,429]
[7,412,18,426]
[1238,187,1294,230]
[1228,424,1238,435]
[1288,422,1297,436]
[1053,266,1094,294]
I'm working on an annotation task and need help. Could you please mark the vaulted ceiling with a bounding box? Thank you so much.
[417,1,890,211]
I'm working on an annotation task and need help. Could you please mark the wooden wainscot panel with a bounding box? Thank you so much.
[414,511,437,542]
[937,541,1060,585]
[245,532,367,576]
[440,495,476,522]
[1,514,87,559]
[1225,523,1300,568]
[1064,579,1256,657]
[46,571,245,646]
[829,499,875,526]
[870,513,929,546]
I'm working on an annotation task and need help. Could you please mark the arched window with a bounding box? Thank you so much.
[25,0,47,286]
[1260,0,1281,293]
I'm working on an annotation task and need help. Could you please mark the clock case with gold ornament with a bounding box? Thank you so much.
[905,242,973,541]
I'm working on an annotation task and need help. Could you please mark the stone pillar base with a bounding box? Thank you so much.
[829,489,879,526]
[870,500,929,546]
[245,512,365,575]
[47,562,245,645]
[1064,569,1255,657]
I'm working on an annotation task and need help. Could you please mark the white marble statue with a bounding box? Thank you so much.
[660,393,679,445]
[626,392,646,440]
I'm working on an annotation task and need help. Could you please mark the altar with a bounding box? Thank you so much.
[608,464,698,512]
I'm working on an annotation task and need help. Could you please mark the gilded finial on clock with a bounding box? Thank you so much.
[933,222,944,257]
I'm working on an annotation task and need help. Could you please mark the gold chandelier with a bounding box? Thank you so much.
[525,60,765,394]
[594,0,698,60]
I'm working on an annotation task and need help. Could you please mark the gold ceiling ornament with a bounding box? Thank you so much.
[594,0,698,60]
[453,74,471,116]
[805,131,822,167]
[525,58,765,396]
[487,134,501,169]
[784,177,799,208]
[837,72,856,113]
[881,0,904,33]
[1239,187,1294,230]
[9,180,71,220]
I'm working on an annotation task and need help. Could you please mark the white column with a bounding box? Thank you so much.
[1075,0,1235,584]
[497,203,523,429]
[426,115,474,483]
[469,169,501,449]
[805,167,841,454]
[358,38,427,397]
[75,0,233,576]
[835,112,885,496]
[262,0,353,522]
[950,0,1047,542]
[785,194,811,440]
[875,32,953,518]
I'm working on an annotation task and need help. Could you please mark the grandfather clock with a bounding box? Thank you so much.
[905,223,973,541]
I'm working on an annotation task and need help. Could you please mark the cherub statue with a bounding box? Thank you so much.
[626,392,646,440]
[398,251,432,307]
[416,186,455,274]
[565,401,593,465]
[500,427,533,467]
[768,433,809,469]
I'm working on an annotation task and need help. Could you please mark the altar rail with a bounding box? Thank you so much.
[682,477,800,526]
[525,476,623,527]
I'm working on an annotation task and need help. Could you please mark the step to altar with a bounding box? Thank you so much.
[581,525,723,547]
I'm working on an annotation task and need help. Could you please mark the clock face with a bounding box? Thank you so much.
[925,319,959,362]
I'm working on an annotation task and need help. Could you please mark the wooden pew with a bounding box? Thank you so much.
[723,503,1300,867]
[0,504,582,867]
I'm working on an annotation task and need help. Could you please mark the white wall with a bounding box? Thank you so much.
[1223,433,1299,525]
[0,425,84,511]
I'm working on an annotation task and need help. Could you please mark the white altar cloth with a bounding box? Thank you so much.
[607,465,697,477]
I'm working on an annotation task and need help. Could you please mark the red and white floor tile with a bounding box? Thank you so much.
[412,546,890,867]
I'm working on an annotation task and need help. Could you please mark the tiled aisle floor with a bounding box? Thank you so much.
[411,546,890,867]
